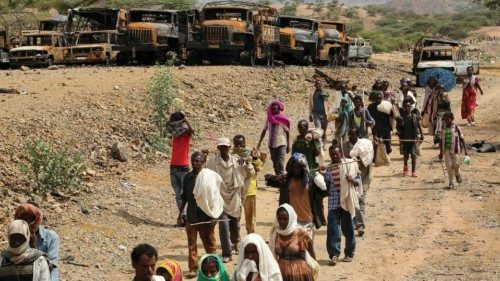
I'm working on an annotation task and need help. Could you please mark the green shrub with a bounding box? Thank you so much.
[147,67,178,137]
[19,139,86,194]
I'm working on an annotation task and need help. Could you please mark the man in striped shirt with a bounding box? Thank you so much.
[321,144,359,266]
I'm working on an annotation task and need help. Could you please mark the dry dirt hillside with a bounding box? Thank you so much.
[0,55,499,281]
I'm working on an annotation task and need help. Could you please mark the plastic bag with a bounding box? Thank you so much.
[463,155,471,165]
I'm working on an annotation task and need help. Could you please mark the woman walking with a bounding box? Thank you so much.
[421,76,438,134]
[461,66,484,126]
[269,204,317,281]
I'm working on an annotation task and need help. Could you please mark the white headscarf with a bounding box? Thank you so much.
[268,203,298,258]
[7,220,30,257]
[268,204,319,278]
[234,234,282,281]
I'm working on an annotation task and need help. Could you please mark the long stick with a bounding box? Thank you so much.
[190,219,229,226]
[378,138,432,144]
[309,159,361,172]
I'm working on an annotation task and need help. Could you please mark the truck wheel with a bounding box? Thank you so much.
[241,51,255,66]
[303,55,313,66]
[328,53,338,67]
[47,57,54,67]
[187,51,201,65]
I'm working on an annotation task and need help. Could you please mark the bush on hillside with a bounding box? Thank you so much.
[19,139,86,194]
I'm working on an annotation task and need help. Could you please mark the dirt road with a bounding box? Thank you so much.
[0,58,498,281]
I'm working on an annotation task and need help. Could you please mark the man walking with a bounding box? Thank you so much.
[166,112,194,227]
[207,138,255,263]
[309,79,329,142]
[179,151,223,278]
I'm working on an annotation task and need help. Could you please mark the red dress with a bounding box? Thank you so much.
[461,75,479,120]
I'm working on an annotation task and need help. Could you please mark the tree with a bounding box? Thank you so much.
[473,0,499,10]
[282,1,298,16]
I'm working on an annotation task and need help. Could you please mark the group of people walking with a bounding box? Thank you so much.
[1,67,482,281]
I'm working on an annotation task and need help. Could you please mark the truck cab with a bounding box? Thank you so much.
[414,45,479,79]
[125,9,179,64]
[318,20,349,66]
[188,1,279,65]
[9,31,68,67]
[65,30,126,65]
[278,16,319,65]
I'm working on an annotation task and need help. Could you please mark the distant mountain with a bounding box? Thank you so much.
[339,0,388,5]
[385,0,474,14]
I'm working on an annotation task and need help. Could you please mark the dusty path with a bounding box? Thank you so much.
[0,60,498,281]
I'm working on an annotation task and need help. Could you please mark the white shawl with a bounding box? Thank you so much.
[193,168,225,219]
[338,158,361,217]
[206,154,254,217]
[234,234,282,281]
[349,138,374,167]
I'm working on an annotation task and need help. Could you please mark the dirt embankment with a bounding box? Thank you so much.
[0,58,499,281]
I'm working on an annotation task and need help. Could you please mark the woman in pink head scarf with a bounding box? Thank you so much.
[257,100,291,175]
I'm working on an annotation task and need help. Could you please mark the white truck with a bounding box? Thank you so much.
[414,45,479,81]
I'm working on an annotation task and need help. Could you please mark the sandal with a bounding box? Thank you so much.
[186,271,198,279]
[446,183,454,190]
[342,256,353,262]
[357,227,365,237]
[456,175,463,183]
[222,256,232,263]
[329,256,339,266]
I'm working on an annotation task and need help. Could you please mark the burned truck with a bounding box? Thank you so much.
[124,9,181,64]
[64,8,128,65]
[65,30,126,65]
[187,1,280,65]
[278,17,348,66]
[9,31,68,67]
[318,20,349,66]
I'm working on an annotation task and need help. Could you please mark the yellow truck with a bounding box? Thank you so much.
[9,31,68,67]
[278,16,348,66]
[187,1,280,65]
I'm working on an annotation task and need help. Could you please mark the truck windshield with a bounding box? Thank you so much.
[77,33,108,44]
[421,50,453,61]
[22,35,52,46]
[279,18,313,30]
[322,23,343,32]
[204,9,247,21]
[130,11,173,23]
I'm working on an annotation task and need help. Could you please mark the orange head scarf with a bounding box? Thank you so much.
[14,203,44,232]
[156,259,183,281]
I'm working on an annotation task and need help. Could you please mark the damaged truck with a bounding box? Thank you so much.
[64,8,128,65]
[187,1,280,65]
[278,16,349,66]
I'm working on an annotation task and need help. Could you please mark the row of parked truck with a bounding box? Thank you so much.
[0,1,360,68]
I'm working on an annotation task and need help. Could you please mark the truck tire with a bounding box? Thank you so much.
[328,53,338,68]
[47,57,54,67]
[241,51,255,66]
[104,53,111,65]
[303,55,313,66]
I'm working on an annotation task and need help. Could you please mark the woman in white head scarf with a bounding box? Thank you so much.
[233,233,282,281]
[0,220,50,281]
[269,204,318,281]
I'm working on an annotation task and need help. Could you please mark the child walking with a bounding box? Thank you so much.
[397,101,424,177]
[439,111,468,189]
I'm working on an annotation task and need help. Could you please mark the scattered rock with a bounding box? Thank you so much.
[20,66,30,71]
[110,142,128,162]
[178,64,186,70]
[113,85,120,90]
